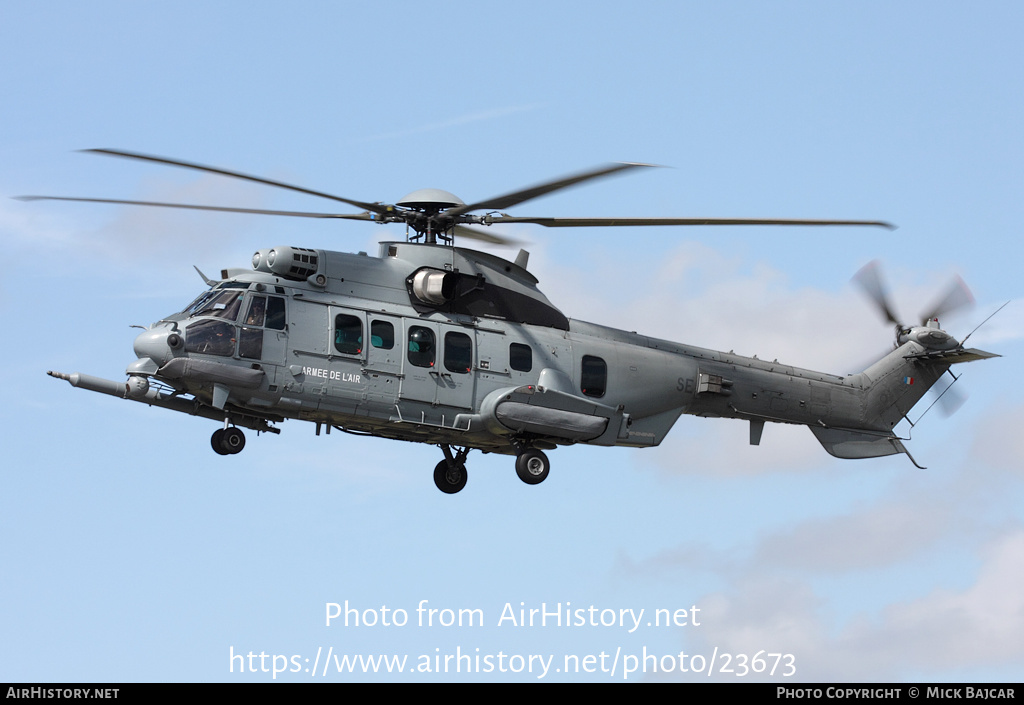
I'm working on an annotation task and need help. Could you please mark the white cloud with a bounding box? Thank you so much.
[954,298,1022,348]
[5,172,276,279]
[535,241,885,375]
[1,198,82,252]
[968,404,1024,475]
[692,575,834,680]
[89,173,272,262]
[645,417,828,477]
[619,396,1024,681]
[752,502,952,572]
[841,529,1024,673]
[669,528,1024,682]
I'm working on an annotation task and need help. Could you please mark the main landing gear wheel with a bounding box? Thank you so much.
[515,449,550,485]
[211,427,246,455]
[433,459,468,494]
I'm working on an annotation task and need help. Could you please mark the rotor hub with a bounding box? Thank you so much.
[396,188,465,211]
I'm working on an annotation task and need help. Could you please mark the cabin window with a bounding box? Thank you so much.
[334,313,363,355]
[185,319,235,357]
[509,343,532,372]
[581,355,607,398]
[444,332,473,374]
[408,326,435,368]
[371,320,395,349]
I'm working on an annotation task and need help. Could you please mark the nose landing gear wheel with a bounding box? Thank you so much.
[515,449,550,485]
[434,459,468,494]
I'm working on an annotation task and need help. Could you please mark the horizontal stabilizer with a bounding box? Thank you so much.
[810,426,917,463]
[903,347,1000,365]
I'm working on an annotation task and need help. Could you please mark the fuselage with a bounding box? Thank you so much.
[128,241,906,457]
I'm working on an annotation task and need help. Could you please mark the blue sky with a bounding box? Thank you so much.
[2,1,1022,683]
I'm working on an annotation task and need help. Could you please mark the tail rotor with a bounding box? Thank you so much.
[852,260,977,417]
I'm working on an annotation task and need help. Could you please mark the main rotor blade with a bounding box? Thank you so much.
[445,162,655,217]
[853,260,902,327]
[15,195,376,220]
[450,224,519,246]
[920,275,974,325]
[82,148,392,216]
[488,216,896,229]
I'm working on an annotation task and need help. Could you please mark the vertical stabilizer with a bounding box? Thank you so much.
[810,338,998,464]
[855,343,948,432]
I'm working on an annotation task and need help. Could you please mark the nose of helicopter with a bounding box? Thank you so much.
[132,326,183,366]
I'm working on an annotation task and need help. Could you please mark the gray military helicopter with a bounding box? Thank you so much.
[28,149,999,493]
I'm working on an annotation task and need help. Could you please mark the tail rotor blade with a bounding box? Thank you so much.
[936,382,968,417]
[926,373,968,418]
[920,275,975,325]
[853,260,902,327]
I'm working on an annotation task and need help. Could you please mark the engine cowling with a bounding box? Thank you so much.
[252,246,319,280]
[410,267,457,305]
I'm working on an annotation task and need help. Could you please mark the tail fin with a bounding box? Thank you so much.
[810,343,999,465]
[828,260,1002,466]
[859,345,949,430]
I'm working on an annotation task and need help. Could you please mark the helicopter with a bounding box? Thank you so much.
[27,149,999,493]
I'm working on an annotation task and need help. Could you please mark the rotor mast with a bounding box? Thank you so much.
[395,188,466,245]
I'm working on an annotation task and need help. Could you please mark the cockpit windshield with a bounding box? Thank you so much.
[182,288,244,321]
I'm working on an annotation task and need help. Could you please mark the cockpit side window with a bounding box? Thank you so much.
[238,328,263,359]
[245,296,267,326]
[185,319,235,356]
[244,295,286,329]
[265,296,286,330]
[238,294,286,359]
